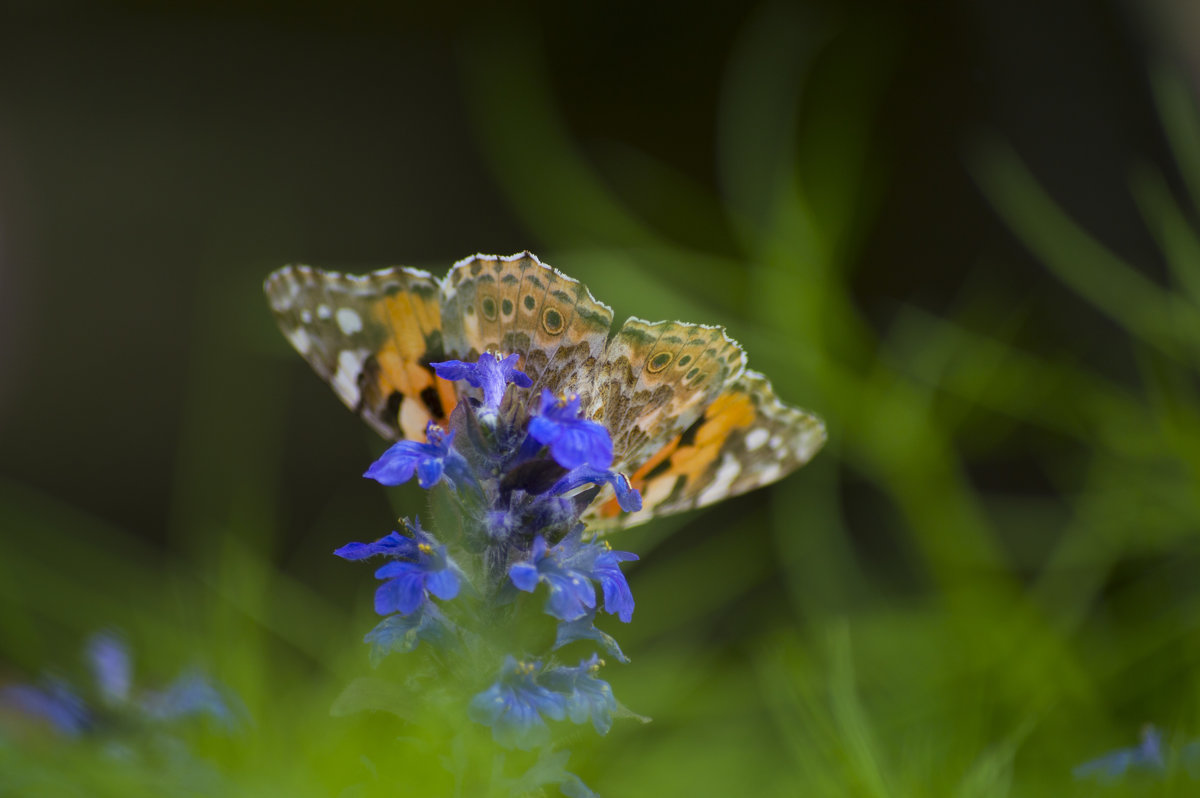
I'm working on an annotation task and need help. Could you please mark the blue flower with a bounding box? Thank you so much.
[469,657,566,750]
[1074,725,1166,782]
[432,353,532,411]
[364,603,453,664]
[510,533,638,623]
[372,529,460,616]
[528,390,613,469]
[364,423,462,488]
[542,655,617,735]
[509,535,598,622]
[550,465,643,513]
[334,530,419,561]
[593,545,638,623]
[1,678,90,736]
[0,632,241,737]
[86,631,131,706]
[141,673,237,729]
[553,610,629,663]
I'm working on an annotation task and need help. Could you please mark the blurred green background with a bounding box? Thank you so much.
[3,0,1199,795]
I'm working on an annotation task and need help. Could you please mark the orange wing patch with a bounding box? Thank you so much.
[264,265,458,443]
[370,291,457,440]
[596,390,756,521]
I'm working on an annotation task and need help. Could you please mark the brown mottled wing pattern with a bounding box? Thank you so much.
[585,369,826,530]
[588,319,745,472]
[264,265,457,442]
[439,252,614,406]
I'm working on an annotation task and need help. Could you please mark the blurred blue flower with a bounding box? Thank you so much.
[432,353,531,410]
[1074,725,1166,782]
[141,672,237,729]
[364,423,463,488]
[364,603,454,664]
[0,632,238,738]
[469,657,566,750]
[553,610,629,663]
[1,678,90,736]
[542,654,617,735]
[529,390,613,469]
[86,631,132,706]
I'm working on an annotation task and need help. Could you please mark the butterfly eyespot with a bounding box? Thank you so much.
[480,296,498,320]
[523,295,537,311]
[501,298,514,316]
[542,307,565,335]
[647,352,673,373]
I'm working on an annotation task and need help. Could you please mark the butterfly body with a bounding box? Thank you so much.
[265,252,824,530]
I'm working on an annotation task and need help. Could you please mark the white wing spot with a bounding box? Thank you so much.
[300,309,313,323]
[336,308,363,335]
[757,463,782,484]
[697,454,741,507]
[744,428,770,451]
[286,327,312,355]
[317,304,332,320]
[769,435,783,450]
[333,350,366,407]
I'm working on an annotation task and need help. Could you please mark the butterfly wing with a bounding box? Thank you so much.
[587,318,747,473]
[264,265,457,441]
[585,369,826,530]
[438,252,614,402]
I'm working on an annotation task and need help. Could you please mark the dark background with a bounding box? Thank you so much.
[0,0,1170,566]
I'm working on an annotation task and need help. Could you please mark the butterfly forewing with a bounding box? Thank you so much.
[264,265,455,441]
[440,254,613,404]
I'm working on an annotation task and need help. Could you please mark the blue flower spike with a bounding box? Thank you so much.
[432,352,532,412]
[336,339,648,777]
[364,422,461,488]
[529,389,614,469]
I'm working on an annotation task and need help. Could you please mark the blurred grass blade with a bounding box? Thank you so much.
[827,622,891,797]
[972,138,1200,355]
[1130,163,1200,311]
[717,0,823,248]
[457,20,657,250]
[1151,67,1200,218]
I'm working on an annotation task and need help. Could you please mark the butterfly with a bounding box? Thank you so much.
[264,252,825,530]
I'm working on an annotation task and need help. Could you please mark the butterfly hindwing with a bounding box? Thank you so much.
[590,319,745,472]
[264,265,455,441]
[585,369,825,530]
